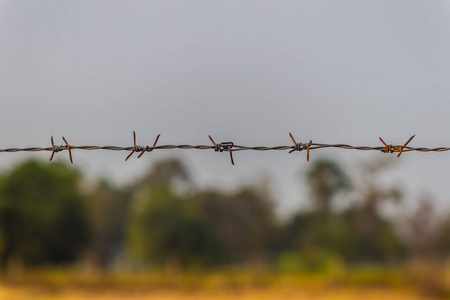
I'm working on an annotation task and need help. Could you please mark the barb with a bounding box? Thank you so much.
[125,131,146,161]
[137,133,161,159]
[209,135,235,165]
[379,135,415,158]
[49,136,73,164]
[1,132,446,164]
[49,136,62,162]
[288,133,312,161]
[62,136,73,164]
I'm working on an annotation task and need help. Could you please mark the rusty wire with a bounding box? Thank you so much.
[0,132,446,165]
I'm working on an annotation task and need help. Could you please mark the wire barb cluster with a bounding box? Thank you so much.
[0,132,447,165]
[288,132,312,161]
[379,135,415,158]
[50,136,73,164]
[209,135,235,165]
[125,131,161,161]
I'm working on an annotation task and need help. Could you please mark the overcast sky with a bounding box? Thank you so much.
[1,0,450,215]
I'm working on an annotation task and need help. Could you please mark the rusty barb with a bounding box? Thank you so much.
[379,135,415,158]
[288,132,312,162]
[209,135,235,165]
[125,131,161,161]
[49,136,73,164]
[1,132,440,165]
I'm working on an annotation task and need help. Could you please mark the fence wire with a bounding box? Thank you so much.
[0,132,447,165]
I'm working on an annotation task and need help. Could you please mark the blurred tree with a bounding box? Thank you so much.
[0,160,90,270]
[280,159,350,255]
[133,158,192,194]
[306,158,350,212]
[281,210,350,258]
[127,186,226,269]
[403,197,450,261]
[191,187,276,265]
[343,159,405,262]
[85,179,131,269]
[282,158,404,265]
[436,214,450,259]
[402,197,439,261]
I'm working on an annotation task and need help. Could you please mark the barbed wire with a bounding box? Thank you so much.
[0,132,447,165]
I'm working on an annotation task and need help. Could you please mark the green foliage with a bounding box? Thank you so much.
[280,158,405,265]
[127,186,226,268]
[133,158,192,192]
[282,211,350,257]
[342,208,406,262]
[0,159,90,266]
[0,155,445,271]
[191,188,276,264]
[436,215,450,256]
[85,180,131,268]
[306,158,350,212]
[277,249,343,274]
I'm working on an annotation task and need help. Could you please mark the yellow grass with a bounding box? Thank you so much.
[0,284,431,300]
[0,267,447,300]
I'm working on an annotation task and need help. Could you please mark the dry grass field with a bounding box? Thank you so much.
[0,285,431,300]
[0,266,448,300]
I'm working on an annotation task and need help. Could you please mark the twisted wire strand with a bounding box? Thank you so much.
[1,143,450,153]
[1,133,449,166]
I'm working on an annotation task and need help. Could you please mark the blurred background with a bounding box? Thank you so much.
[1,1,450,299]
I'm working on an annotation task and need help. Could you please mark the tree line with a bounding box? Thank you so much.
[0,157,449,272]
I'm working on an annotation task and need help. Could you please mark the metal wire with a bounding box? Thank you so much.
[0,132,445,165]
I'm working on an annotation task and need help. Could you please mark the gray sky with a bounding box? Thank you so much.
[1,0,450,215]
